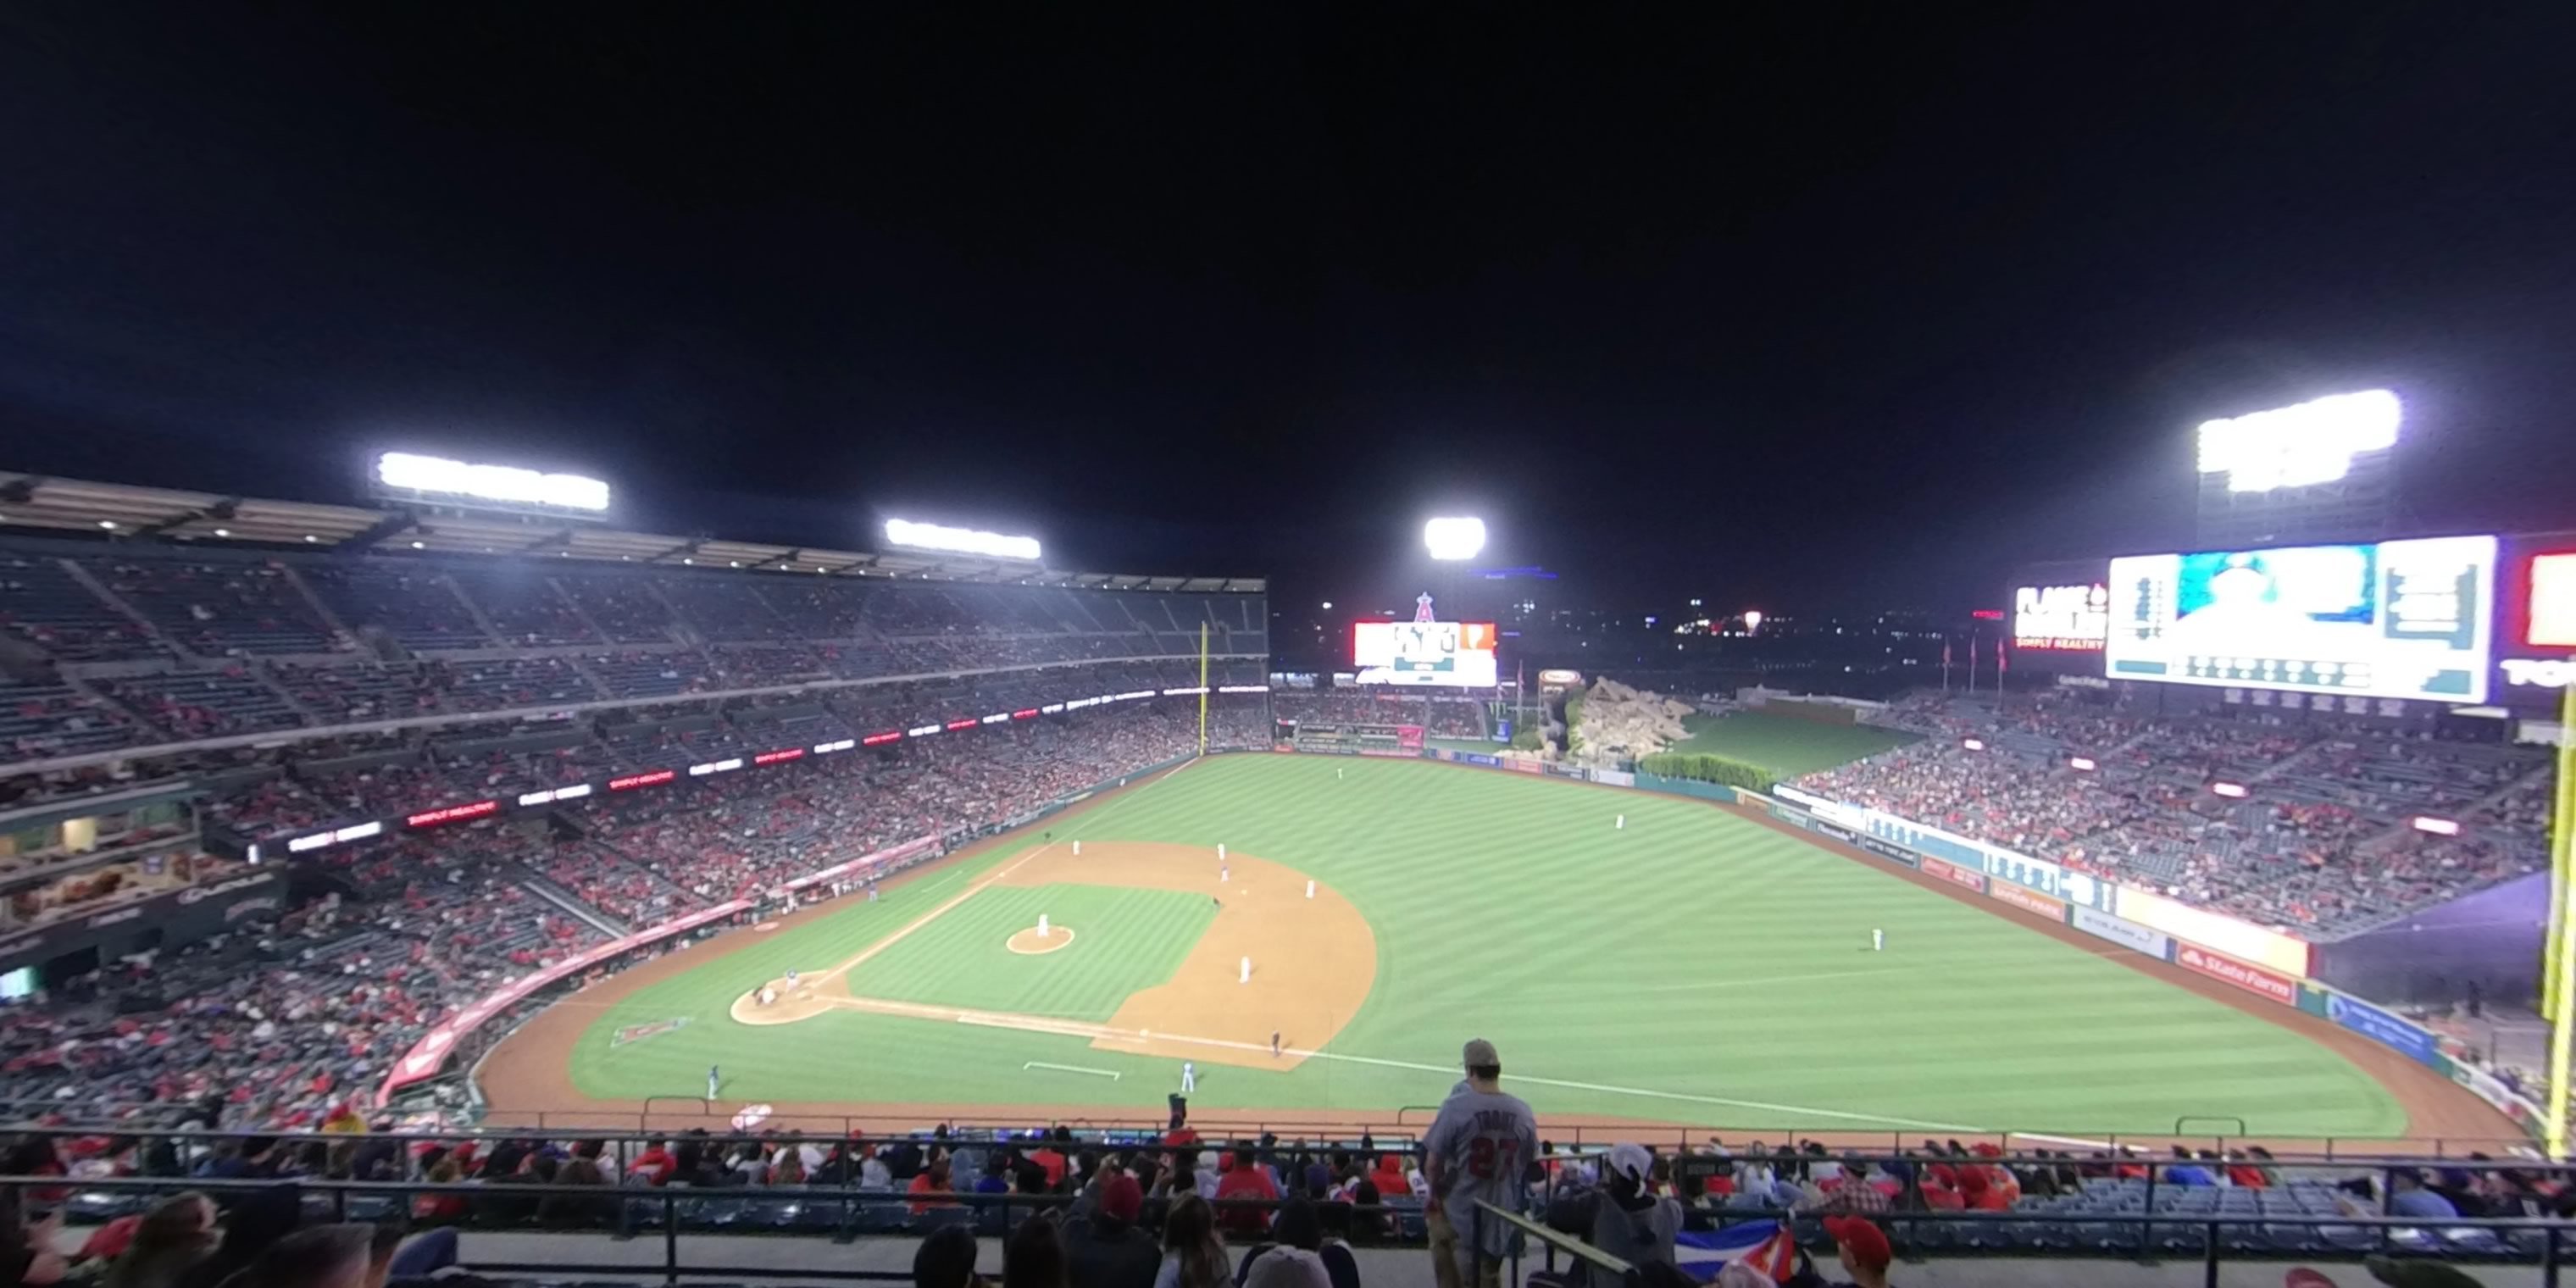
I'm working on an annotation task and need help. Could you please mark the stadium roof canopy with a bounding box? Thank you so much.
[0,471,1263,591]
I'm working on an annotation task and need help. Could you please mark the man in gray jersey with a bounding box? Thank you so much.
[1422,1038,1537,1288]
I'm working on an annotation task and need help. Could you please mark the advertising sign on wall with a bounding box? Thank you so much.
[2070,906,2171,958]
[1990,882,2068,920]
[1921,857,1988,894]
[2118,886,2312,976]
[2174,943,2297,1007]
[2320,989,2440,1064]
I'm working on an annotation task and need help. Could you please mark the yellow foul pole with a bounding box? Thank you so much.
[1198,623,1209,755]
[2544,677,2576,1159]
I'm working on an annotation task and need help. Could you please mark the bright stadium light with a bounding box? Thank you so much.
[1742,609,1764,634]
[2196,390,2401,492]
[1424,517,1487,561]
[375,452,611,511]
[883,519,1041,562]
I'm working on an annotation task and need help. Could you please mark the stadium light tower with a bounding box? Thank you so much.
[882,519,1041,562]
[1424,517,1486,562]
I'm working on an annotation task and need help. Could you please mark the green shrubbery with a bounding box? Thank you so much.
[1636,752,1776,795]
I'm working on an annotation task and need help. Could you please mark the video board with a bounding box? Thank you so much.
[2490,532,2576,703]
[2105,535,2496,704]
[1352,620,1499,687]
[2012,582,2109,652]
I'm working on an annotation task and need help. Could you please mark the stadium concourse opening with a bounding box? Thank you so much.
[726,840,1375,1074]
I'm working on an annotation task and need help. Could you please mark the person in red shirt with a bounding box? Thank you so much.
[1028,1128,1071,1189]
[1368,1153,1409,1199]
[1212,1143,1278,1237]
[909,1158,956,1216]
[630,1140,675,1185]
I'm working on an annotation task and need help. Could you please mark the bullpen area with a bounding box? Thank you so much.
[483,753,2500,1142]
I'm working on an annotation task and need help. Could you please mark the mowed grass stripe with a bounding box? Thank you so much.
[569,755,2408,1135]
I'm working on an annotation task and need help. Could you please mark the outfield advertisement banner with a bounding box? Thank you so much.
[2116,886,2312,977]
[1594,769,1635,787]
[1920,856,1988,894]
[2174,943,2297,1007]
[2450,1061,2545,1134]
[2070,906,2171,958]
[1779,785,2112,911]
[1990,881,2067,920]
[1857,836,1920,869]
[2310,986,2440,1065]
[1456,752,1502,769]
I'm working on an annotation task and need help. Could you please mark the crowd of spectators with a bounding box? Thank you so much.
[1273,692,1482,735]
[0,690,1263,1126]
[0,545,1268,775]
[1812,692,2553,935]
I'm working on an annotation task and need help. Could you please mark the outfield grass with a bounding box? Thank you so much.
[1667,710,1920,778]
[570,755,2402,1135]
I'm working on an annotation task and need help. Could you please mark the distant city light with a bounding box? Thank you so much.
[883,519,1041,562]
[1321,601,1333,609]
[1742,610,1764,634]
[375,451,610,511]
[1424,517,1487,561]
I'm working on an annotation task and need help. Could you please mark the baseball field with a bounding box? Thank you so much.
[481,752,2520,1144]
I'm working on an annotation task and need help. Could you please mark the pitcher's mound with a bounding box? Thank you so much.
[1007,926,1076,955]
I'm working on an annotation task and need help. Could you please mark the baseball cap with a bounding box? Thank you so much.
[2364,1256,2486,1288]
[1823,1216,1891,1274]
[1098,1172,1144,1224]
[1605,1143,1653,1187]
[1462,1038,1500,1069]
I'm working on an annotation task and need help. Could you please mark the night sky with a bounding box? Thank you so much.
[4,5,2573,615]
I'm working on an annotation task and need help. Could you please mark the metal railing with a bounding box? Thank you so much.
[14,1145,2575,1287]
[4,1169,2576,1288]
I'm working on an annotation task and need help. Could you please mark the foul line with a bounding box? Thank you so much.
[819,993,1985,1133]
[1025,1062,1121,1080]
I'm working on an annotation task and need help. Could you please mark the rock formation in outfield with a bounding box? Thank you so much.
[1575,677,1696,755]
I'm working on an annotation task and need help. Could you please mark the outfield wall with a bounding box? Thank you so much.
[1403,746,2551,1146]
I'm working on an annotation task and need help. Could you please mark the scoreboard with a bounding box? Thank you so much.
[1351,620,1499,688]
[2105,535,2496,704]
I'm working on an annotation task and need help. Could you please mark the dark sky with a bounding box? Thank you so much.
[4,4,2573,614]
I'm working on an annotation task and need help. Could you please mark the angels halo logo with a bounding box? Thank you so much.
[610,1017,691,1048]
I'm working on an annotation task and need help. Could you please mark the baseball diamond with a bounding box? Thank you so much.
[479,752,2509,1141]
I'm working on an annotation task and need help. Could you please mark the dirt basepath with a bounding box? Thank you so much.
[724,841,1375,1071]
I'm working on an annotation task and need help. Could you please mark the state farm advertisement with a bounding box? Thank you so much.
[1921,856,1987,894]
[2174,943,2296,1008]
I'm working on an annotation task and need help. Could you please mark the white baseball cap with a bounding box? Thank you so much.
[1606,1142,1654,1187]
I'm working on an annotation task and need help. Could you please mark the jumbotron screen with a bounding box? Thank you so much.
[1352,620,1499,687]
[2105,535,2496,703]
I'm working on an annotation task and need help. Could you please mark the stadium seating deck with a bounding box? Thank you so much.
[1813,692,2552,935]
